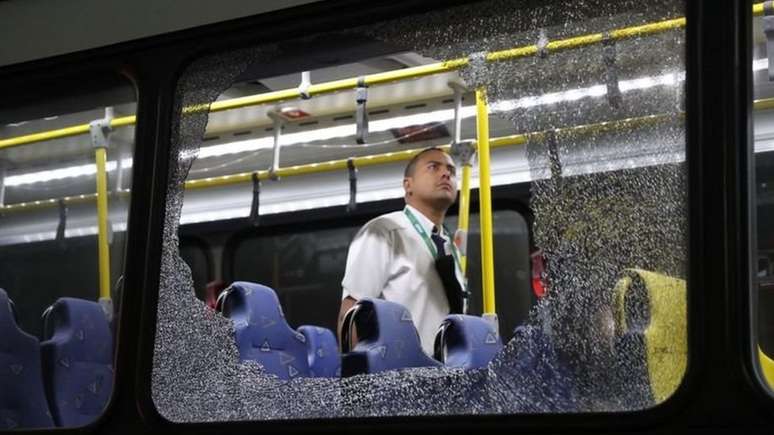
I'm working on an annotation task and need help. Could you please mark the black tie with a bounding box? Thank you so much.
[431,226,446,258]
[431,225,464,314]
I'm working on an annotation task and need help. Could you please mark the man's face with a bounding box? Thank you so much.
[403,150,458,208]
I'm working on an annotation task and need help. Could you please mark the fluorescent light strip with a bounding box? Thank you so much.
[490,71,685,112]
[5,158,133,187]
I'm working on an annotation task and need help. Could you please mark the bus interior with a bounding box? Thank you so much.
[0,0,773,431]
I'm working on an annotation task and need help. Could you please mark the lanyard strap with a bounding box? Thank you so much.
[403,207,462,273]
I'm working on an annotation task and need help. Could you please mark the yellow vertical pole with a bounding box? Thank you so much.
[458,164,472,274]
[475,87,496,315]
[95,146,111,300]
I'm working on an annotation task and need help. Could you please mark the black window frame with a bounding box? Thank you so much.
[0,0,770,433]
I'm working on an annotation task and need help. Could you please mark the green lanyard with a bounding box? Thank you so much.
[403,207,462,274]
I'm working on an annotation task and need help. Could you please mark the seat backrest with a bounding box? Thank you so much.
[612,269,686,404]
[221,282,309,379]
[40,297,113,427]
[506,325,576,412]
[297,325,340,378]
[340,298,441,377]
[0,288,54,429]
[433,314,503,369]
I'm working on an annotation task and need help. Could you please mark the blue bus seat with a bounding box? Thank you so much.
[297,325,340,378]
[0,288,54,429]
[504,325,577,412]
[40,298,113,427]
[433,314,503,369]
[220,282,310,379]
[340,298,441,377]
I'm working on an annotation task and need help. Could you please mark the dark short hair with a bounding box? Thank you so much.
[403,147,449,178]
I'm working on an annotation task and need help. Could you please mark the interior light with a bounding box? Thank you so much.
[5,158,134,187]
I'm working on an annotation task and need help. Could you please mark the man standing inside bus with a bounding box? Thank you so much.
[338,147,466,356]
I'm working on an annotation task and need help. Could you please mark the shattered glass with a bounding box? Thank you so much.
[152,0,687,421]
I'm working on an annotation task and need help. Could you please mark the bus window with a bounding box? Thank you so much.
[0,76,135,429]
[752,8,774,395]
[152,0,686,422]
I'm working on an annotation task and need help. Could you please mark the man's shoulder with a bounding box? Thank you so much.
[362,210,408,233]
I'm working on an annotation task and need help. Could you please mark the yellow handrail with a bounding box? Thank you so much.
[0,115,137,151]
[94,147,112,300]
[476,88,496,315]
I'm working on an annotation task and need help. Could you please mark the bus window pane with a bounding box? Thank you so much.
[0,78,135,429]
[752,10,774,395]
[152,0,687,421]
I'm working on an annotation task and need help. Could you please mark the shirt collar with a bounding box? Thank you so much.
[404,204,440,236]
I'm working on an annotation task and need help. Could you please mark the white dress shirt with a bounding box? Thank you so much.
[341,204,464,355]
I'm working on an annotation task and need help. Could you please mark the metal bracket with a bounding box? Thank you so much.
[448,81,468,145]
[536,28,549,59]
[355,77,369,144]
[249,172,261,226]
[545,129,563,179]
[450,139,477,167]
[764,1,774,81]
[602,33,622,109]
[346,158,357,212]
[468,51,487,71]
[674,80,686,113]
[99,296,114,325]
[0,159,7,208]
[298,71,312,100]
[482,312,499,337]
[55,199,68,244]
[267,111,283,180]
[107,218,114,245]
[89,107,114,150]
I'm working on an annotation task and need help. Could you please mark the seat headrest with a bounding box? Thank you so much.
[0,288,21,331]
[220,282,311,379]
[341,298,441,376]
[221,281,305,351]
[434,314,502,369]
[611,269,686,404]
[41,298,113,363]
[222,281,283,320]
